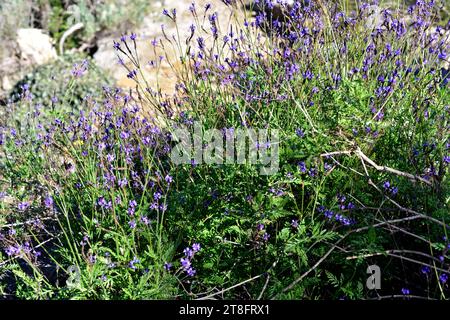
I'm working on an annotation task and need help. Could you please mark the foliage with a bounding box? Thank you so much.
[8,53,112,114]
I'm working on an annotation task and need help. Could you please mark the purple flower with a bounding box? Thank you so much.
[421,266,431,275]
[186,267,196,277]
[113,41,120,50]
[18,201,30,211]
[298,161,307,173]
[164,262,172,271]
[291,219,299,228]
[141,216,150,225]
[127,70,137,79]
[44,195,53,208]
[153,192,162,200]
[129,200,137,208]
[439,273,448,284]
[192,243,201,252]
[71,60,88,78]
[438,51,447,60]
[120,131,130,139]
[401,288,410,295]
[165,174,173,184]
[183,247,194,258]
[295,128,305,138]
[129,256,140,270]
[324,210,334,219]
[128,220,136,229]
[180,257,191,270]
[118,178,128,188]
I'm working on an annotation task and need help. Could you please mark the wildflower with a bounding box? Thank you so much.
[401,288,410,295]
[89,254,97,264]
[165,174,173,184]
[106,153,115,163]
[438,51,447,60]
[183,247,194,258]
[129,257,140,270]
[130,33,137,41]
[295,128,305,138]
[118,178,128,188]
[298,161,307,173]
[153,192,162,200]
[439,273,448,284]
[291,219,299,228]
[128,220,136,229]
[186,267,196,277]
[180,257,191,270]
[164,262,172,271]
[324,210,334,219]
[113,41,120,50]
[18,201,30,211]
[127,70,137,79]
[421,266,431,275]
[308,167,318,177]
[129,200,137,208]
[141,216,150,225]
[71,60,88,78]
[192,243,201,253]
[44,195,53,208]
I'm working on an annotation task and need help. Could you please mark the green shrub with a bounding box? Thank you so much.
[9,53,112,113]
[1,0,449,300]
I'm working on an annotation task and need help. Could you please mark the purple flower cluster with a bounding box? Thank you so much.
[318,205,356,227]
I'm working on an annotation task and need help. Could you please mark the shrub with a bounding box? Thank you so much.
[8,53,112,115]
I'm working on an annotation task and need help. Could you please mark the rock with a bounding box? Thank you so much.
[16,28,57,65]
[0,28,57,98]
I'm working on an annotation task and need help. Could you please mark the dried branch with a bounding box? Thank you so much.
[320,148,432,186]
[355,148,432,186]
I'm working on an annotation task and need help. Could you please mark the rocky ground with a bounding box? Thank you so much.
[0,0,244,101]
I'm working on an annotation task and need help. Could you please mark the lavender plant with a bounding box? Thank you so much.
[0,0,449,300]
